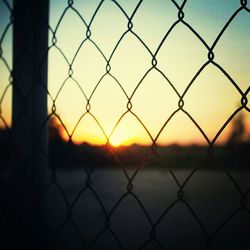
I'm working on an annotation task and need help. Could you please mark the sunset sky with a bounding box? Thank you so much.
[0,0,250,146]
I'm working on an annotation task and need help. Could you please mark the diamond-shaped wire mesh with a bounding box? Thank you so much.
[0,0,250,249]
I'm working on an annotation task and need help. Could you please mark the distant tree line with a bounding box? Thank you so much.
[0,113,249,171]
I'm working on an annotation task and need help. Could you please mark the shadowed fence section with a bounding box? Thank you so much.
[0,0,250,250]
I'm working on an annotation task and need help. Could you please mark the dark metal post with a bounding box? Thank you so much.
[12,0,49,248]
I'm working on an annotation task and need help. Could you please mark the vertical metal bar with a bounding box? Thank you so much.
[12,0,49,248]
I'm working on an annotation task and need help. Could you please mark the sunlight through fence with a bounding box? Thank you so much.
[0,0,250,249]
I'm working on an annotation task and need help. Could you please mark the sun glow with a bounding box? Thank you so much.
[110,137,122,147]
[109,133,133,147]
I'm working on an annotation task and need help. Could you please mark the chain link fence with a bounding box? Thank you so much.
[0,0,250,249]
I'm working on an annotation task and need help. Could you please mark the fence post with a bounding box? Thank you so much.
[12,0,49,248]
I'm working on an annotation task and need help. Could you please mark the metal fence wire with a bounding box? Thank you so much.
[0,0,250,249]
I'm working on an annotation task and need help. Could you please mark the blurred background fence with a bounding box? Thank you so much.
[0,0,250,249]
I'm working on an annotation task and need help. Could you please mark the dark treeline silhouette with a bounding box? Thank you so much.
[48,117,118,168]
[0,114,250,172]
[47,115,250,170]
[227,113,247,146]
[225,113,250,169]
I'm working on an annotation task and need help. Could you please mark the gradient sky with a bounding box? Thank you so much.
[0,0,250,146]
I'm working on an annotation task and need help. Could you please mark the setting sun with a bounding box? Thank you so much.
[109,132,134,147]
[110,136,122,147]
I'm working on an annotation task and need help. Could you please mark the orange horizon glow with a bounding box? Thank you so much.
[53,111,250,147]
